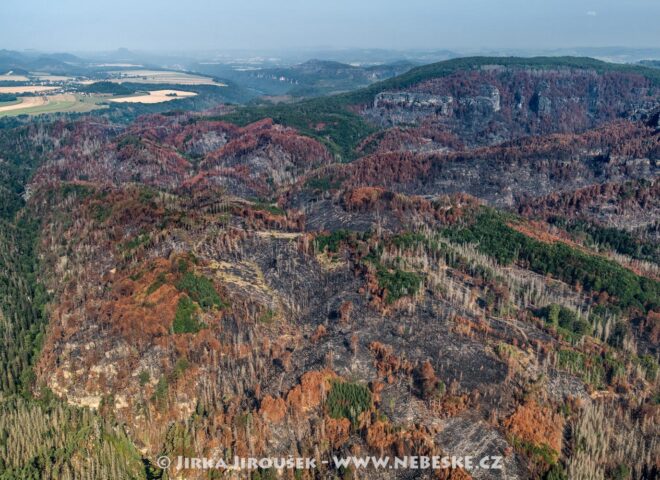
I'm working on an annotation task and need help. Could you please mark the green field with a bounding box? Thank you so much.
[0,94,106,117]
[0,99,21,108]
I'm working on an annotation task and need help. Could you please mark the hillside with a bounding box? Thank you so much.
[190,59,416,99]
[223,56,660,159]
[0,57,658,480]
[0,49,89,75]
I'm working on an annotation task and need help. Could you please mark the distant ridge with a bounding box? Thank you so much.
[222,56,660,159]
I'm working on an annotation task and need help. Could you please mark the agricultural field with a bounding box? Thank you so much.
[0,86,203,117]
[0,85,59,94]
[0,72,30,82]
[108,89,197,103]
[0,99,20,107]
[0,95,48,113]
[32,74,77,82]
[107,69,225,86]
[0,93,105,117]
[93,63,143,67]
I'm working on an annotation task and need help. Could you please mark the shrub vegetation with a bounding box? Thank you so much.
[326,381,371,426]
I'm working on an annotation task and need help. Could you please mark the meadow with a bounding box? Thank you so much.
[0,94,105,117]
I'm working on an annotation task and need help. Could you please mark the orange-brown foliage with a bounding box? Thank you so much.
[259,395,287,423]
[503,400,564,454]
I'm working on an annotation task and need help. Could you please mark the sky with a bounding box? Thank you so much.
[1,0,659,53]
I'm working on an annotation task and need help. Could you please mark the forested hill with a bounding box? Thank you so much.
[345,56,660,102]
[0,56,657,479]
[222,56,660,159]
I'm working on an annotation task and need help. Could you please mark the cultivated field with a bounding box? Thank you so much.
[0,73,30,82]
[94,63,143,68]
[33,74,77,82]
[0,86,59,94]
[108,89,197,104]
[107,69,225,86]
[0,99,21,108]
[0,94,105,117]
[0,96,48,113]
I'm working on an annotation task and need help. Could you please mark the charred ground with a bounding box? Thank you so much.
[0,57,658,480]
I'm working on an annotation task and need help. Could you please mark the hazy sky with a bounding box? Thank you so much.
[2,0,659,53]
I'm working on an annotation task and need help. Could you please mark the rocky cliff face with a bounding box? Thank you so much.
[364,67,659,146]
[374,91,455,115]
[518,179,660,239]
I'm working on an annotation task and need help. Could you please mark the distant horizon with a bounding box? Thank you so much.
[4,46,660,66]
[2,0,659,54]
[4,45,660,55]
